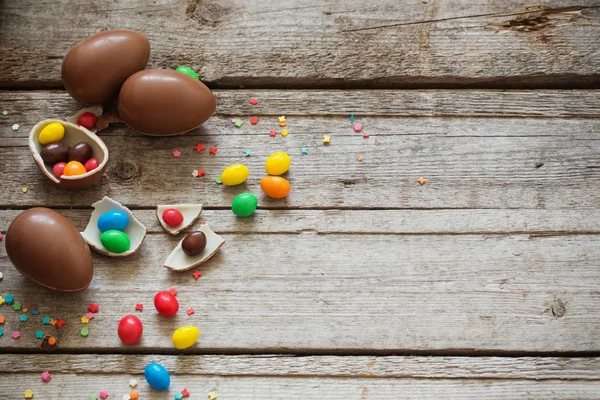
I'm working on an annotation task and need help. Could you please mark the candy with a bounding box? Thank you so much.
[77,112,97,129]
[175,66,199,80]
[221,164,249,186]
[97,210,130,232]
[53,162,67,178]
[69,141,93,163]
[154,291,179,317]
[181,231,207,256]
[38,122,65,145]
[265,152,291,175]
[232,192,258,217]
[260,176,291,199]
[100,230,131,253]
[144,362,170,390]
[172,325,200,349]
[63,161,86,176]
[117,314,143,345]
[84,158,99,172]
[40,143,70,164]
[162,208,184,227]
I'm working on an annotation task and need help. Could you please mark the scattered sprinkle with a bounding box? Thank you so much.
[47,336,57,345]
[174,393,183,400]
[5,294,14,304]
[81,316,90,324]
[41,371,51,382]
[85,312,94,319]
[418,177,427,185]
[179,132,186,137]
[278,116,286,123]
[0,272,3,281]
[0,328,3,336]
[130,392,139,400]
[0,232,2,240]
[181,388,190,397]
[208,391,217,400]
[362,133,369,139]
[269,130,276,137]
[81,327,89,338]
[42,316,51,325]
[281,129,288,137]
[192,271,202,279]
[49,318,57,326]
[24,389,34,399]
[19,313,28,322]
[88,304,99,313]
[13,301,22,311]
[57,319,66,328]
[2,110,7,116]
[169,288,178,296]
[230,118,236,124]
[250,116,258,125]
[353,123,362,133]
[31,310,40,315]
[90,395,99,400]
[122,395,130,400]
[215,176,222,184]
[194,143,205,152]
[22,187,28,193]
[197,169,206,177]
[279,121,287,127]
[301,148,309,155]
[135,304,144,312]
[209,147,218,155]
[0,315,4,323]
[12,124,19,131]
[129,379,138,388]
[35,330,44,339]
[100,390,109,399]
[323,135,330,144]
[173,149,182,158]
[244,150,252,157]
[22,308,28,313]
[358,156,363,162]
[350,113,355,123]
[250,98,259,105]
[0,296,4,305]
[192,170,199,177]
[186,308,195,316]
[12,331,20,339]
[234,119,243,128]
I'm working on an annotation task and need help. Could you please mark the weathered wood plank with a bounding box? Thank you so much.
[1,1,599,88]
[6,354,600,380]
[0,230,598,352]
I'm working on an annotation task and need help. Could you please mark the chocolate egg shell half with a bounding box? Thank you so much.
[164,223,225,271]
[62,29,150,105]
[5,208,93,292]
[118,69,216,136]
[29,120,109,189]
[156,204,203,235]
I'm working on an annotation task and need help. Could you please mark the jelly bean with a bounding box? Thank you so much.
[171,326,200,349]
[260,176,290,199]
[97,210,129,232]
[100,229,131,253]
[175,66,199,81]
[221,164,249,186]
[63,161,87,176]
[41,143,70,164]
[154,291,179,317]
[118,314,143,345]
[182,231,207,256]
[69,141,93,163]
[231,192,258,217]
[38,122,65,145]
[53,162,67,178]
[144,362,170,390]
[77,112,97,130]
[162,208,184,227]
[84,158,99,172]
[265,152,291,175]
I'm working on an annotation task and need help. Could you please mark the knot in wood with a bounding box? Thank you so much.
[550,298,566,317]
[107,160,141,183]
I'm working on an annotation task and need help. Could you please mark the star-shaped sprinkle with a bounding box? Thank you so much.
[135,304,143,312]
[192,271,202,279]
[19,313,28,322]
[31,310,40,315]
[11,124,19,131]
[194,143,205,152]
[234,119,243,128]
[269,130,276,137]
[301,148,309,155]
[35,330,44,339]
[81,327,89,337]
[122,395,130,400]
[353,123,362,132]
[181,388,190,397]
[0,297,4,305]
[174,393,183,400]
[198,169,206,177]
[57,319,66,328]
[24,389,34,398]
[41,371,51,382]
[250,116,258,125]
[88,304,99,313]
[42,316,51,325]
[129,379,138,388]
[169,288,178,296]
[13,301,21,311]
[323,135,330,144]
[250,98,258,105]
[244,150,252,157]
[192,170,199,177]
[90,395,99,400]
[5,294,14,304]
[100,390,109,399]
[208,391,217,400]
[186,308,195,315]
[418,177,427,185]
[81,316,90,324]
[85,312,94,319]
[278,116,286,123]
[49,318,57,326]
[173,149,181,158]
[209,147,218,155]
[281,129,288,136]
[11,331,20,339]
[130,391,139,399]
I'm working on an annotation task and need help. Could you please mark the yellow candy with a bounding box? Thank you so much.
[38,122,65,145]
[172,325,200,349]
[221,164,249,186]
[265,152,291,176]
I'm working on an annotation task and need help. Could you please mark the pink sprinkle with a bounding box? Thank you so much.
[135,304,143,311]
[250,98,259,105]
[269,130,276,137]
[231,118,237,124]
[169,288,178,296]
[0,232,3,241]
[41,371,51,382]
[186,308,195,315]
[99,390,109,399]
[353,123,362,133]
[11,331,20,339]
[85,312,94,319]
[173,149,181,158]
[250,116,258,125]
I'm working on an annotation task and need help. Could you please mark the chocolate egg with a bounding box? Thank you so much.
[69,141,93,163]
[40,143,70,164]
[62,29,150,105]
[5,208,93,292]
[118,69,216,136]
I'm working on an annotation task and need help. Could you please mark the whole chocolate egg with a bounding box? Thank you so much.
[62,29,150,105]
[118,69,216,136]
[5,208,93,292]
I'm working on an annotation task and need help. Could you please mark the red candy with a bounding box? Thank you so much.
[117,314,143,345]
[77,112,97,130]
[84,157,99,172]
[53,162,66,178]
[162,208,184,227]
[154,291,179,317]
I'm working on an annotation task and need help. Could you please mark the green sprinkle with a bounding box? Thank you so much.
[81,327,89,337]
[12,301,21,311]
[89,395,98,400]
[2,111,7,116]
[215,176,222,184]
[234,119,243,128]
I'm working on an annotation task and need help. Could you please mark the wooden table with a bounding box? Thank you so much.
[1,1,599,398]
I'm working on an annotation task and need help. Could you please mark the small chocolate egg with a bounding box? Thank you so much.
[5,208,93,292]
[181,231,207,256]
[40,143,70,164]
[69,141,93,163]
[62,29,150,105]
[118,69,216,136]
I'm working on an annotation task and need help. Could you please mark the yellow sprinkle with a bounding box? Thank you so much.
[208,391,217,400]
[0,296,5,305]
[323,135,330,144]
[358,156,363,162]
[281,129,288,137]
[22,187,28,193]
[81,316,90,324]
[278,116,286,123]
[24,389,34,399]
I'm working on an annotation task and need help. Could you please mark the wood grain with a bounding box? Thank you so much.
[0,1,599,88]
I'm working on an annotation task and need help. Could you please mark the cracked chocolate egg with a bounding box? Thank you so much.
[164,223,225,271]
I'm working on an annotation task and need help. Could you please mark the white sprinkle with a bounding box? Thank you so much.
[0,271,3,281]
[122,395,131,400]
[192,170,199,177]
[11,124,19,131]
[128,379,137,388]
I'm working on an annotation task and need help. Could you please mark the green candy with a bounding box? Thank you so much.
[232,192,258,217]
[100,229,130,253]
[175,66,199,80]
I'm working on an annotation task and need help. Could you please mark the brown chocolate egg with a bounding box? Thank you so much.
[118,69,216,136]
[5,208,93,292]
[62,29,150,105]
[69,141,93,163]
[40,143,70,164]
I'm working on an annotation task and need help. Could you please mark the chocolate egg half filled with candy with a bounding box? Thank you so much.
[118,69,216,136]
[30,120,109,189]
[62,29,150,105]
[5,208,93,292]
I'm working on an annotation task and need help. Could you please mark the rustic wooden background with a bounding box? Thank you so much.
[1,0,599,399]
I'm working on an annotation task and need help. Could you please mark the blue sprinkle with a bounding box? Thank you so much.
[301,148,309,155]
[35,330,44,339]
[174,393,183,400]
[0,328,4,337]
[42,316,51,325]
[4,294,14,304]
[244,149,252,157]
[31,310,40,315]
[19,313,28,322]
[350,114,355,123]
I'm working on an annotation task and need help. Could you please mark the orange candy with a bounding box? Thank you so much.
[63,161,86,176]
[260,176,290,199]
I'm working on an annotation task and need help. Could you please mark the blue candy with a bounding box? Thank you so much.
[97,210,129,233]
[144,362,170,390]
